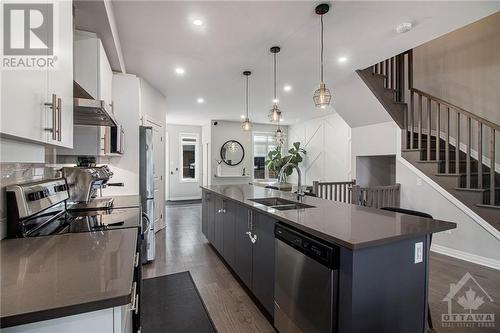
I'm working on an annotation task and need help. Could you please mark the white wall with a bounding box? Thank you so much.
[287,113,351,185]
[100,73,140,196]
[139,78,167,125]
[351,121,399,177]
[166,124,203,200]
[210,121,286,185]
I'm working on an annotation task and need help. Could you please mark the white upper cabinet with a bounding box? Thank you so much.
[74,30,113,109]
[0,0,73,148]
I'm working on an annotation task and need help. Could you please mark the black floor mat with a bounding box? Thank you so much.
[142,271,217,333]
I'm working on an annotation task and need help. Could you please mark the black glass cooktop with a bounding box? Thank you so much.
[24,207,141,237]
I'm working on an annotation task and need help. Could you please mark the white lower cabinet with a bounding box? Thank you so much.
[2,306,132,333]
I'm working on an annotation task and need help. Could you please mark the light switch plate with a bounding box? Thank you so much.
[415,242,423,263]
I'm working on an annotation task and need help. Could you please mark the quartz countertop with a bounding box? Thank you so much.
[0,229,138,328]
[202,184,456,250]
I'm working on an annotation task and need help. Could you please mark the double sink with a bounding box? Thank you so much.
[249,197,315,211]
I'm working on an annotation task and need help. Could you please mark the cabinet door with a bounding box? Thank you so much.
[213,197,224,254]
[0,3,48,145]
[222,200,236,267]
[46,0,73,148]
[234,205,253,288]
[207,195,215,244]
[98,40,113,109]
[251,212,276,315]
[201,191,209,239]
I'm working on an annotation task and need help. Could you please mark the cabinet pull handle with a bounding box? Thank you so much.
[246,231,257,244]
[57,98,62,141]
[44,94,57,140]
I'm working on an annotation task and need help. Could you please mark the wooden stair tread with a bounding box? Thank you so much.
[454,187,500,193]
[476,204,500,210]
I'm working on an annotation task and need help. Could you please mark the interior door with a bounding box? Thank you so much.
[146,120,165,232]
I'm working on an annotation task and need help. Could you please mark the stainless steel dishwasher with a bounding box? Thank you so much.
[274,223,339,333]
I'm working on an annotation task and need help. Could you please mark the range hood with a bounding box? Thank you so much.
[73,81,117,127]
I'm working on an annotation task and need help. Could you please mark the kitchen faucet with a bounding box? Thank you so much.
[278,162,305,201]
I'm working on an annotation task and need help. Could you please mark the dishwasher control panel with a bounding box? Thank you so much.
[275,223,339,269]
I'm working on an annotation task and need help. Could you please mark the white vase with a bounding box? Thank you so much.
[216,164,222,176]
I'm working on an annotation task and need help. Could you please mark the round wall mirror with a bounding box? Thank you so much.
[220,140,245,166]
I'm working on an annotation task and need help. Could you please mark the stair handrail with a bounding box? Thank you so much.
[410,88,500,131]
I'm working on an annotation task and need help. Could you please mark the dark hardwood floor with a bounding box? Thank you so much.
[144,203,500,333]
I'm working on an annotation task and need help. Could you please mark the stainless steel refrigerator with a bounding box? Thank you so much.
[140,126,155,262]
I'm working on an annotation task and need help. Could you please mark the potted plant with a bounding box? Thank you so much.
[265,142,306,182]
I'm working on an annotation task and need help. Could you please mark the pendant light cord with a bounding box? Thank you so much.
[273,52,277,101]
[320,14,324,83]
[245,75,249,117]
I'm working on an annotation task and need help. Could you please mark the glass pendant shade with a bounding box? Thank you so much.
[275,127,286,147]
[268,104,282,123]
[242,117,252,131]
[228,141,239,153]
[313,82,332,109]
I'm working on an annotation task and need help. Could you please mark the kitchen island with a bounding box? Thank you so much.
[0,229,139,332]
[201,184,456,333]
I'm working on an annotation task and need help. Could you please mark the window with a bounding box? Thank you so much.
[253,133,277,180]
[180,134,199,182]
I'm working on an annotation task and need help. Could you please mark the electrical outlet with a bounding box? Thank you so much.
[414,242,423,263]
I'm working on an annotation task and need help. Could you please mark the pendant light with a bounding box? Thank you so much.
[242,71,252,131]
[313,4,332,109]
[268,46,282,123]
[275,125,286,147]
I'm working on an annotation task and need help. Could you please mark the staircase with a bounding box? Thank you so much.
[357,50,500,231]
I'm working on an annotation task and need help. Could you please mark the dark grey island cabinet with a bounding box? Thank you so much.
[201,185,456,333]
[201,189,276,316]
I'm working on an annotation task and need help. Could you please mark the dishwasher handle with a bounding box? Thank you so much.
[275,223,339,269]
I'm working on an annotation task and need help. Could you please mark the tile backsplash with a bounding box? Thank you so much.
[0,163,59,239]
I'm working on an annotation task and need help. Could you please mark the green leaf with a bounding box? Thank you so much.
[293,142,300,150]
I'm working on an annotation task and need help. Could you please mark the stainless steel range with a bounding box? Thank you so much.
[6,178,144,333]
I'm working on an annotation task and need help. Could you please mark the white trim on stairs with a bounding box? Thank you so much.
[431,244,500,271]
[397,156,500,241]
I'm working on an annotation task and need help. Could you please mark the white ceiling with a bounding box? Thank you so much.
[111,1,500,127]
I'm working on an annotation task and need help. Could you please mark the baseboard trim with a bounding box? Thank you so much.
[431,244,500,271]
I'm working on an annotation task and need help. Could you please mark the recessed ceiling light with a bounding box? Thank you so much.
[396,22,413,34]
[283,85,292,92]
[197,97,204,104]
[192,19,203,26]
[175,67,185,75]
[338,56,348,63]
